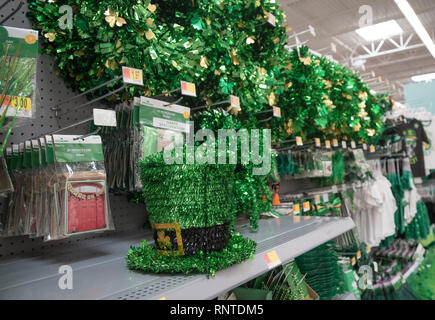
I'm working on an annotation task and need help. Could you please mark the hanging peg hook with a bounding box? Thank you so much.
[73,127,102,141]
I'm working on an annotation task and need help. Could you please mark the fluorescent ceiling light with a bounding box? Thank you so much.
[394,0,435,58]
[355,20,403,41]
[412,72,435,82]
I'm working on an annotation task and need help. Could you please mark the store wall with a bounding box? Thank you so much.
[404,82,435,114]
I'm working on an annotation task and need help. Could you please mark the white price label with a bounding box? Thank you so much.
[351,141,356,149]
[341,141,347,149]
[93,109,117,127]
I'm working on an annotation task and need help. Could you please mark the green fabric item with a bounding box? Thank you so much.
[126,234,256,276]
[407,245,435,300]
[405,202,431,241]
[296,242,341,300]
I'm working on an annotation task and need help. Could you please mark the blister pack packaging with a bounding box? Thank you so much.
[51,134,114,239]
[0,26,38,129]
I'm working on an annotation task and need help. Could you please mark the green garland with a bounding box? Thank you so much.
[28,0,388,142]
[126,234,256,276]
[139,148,236,229]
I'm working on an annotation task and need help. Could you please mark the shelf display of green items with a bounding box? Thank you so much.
[295,241,342,300]
[231,261,316,300]
[126,147,257,275]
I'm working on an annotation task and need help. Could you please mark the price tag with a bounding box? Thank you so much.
[293,203,300,215]
[314,195,321,205]
[332,185,338,194]
[341,141,347,149]
[122,66,143,86]
[322,193,329,202]
[264,250,281,269]
[0,95,32,111]
[363,143,368,151]
[369,145,375,153]
[303,201,310,212]
[332,139,339,147]
[230,95,241,110]
[181,80,197,97]
[296,136,303,146]
[357,251,361,259]
[273,106,281,118]
[351,141,356,149]
[325,140,331,149]
[266,12,276,26]
[93,109,117,127]
[351,257,356,266]
[366,246,371,254]
[314,138,321,148]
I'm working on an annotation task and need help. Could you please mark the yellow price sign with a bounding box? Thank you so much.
[122,67,143,85]
[369,145,375,153]
[293,203,300,214]
[325,140,331,149]
[332,139,338,147]
[366,246,371,253]
[351,257,356,266]
[1,95,32,111]
[296,136,303,146]
[303,201,310,212]
[264,250,281,269]
[357,251,361,259]
[314,138,321,147]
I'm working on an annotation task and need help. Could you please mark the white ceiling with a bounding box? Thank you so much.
[280,0,435,101]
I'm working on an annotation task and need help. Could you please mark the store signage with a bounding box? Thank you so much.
[314,138,321,148]
[93,109,117,127]
[230,95,241,110]
[266,12,276,26]
[181,81,197,97]
[325,140,331,149]
[122,66,143,86]
[273,106,281,118]
[296,136,303,146]
[264,250,281,269]
[303,201,310,212]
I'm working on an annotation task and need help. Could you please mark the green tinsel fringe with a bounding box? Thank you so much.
[126,234,257,276]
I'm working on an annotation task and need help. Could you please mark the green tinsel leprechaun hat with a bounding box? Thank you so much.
[126,148,257,276]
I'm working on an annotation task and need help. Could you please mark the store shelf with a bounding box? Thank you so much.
[0,215,355,300]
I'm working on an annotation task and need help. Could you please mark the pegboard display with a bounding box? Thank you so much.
[0,0,148,261]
